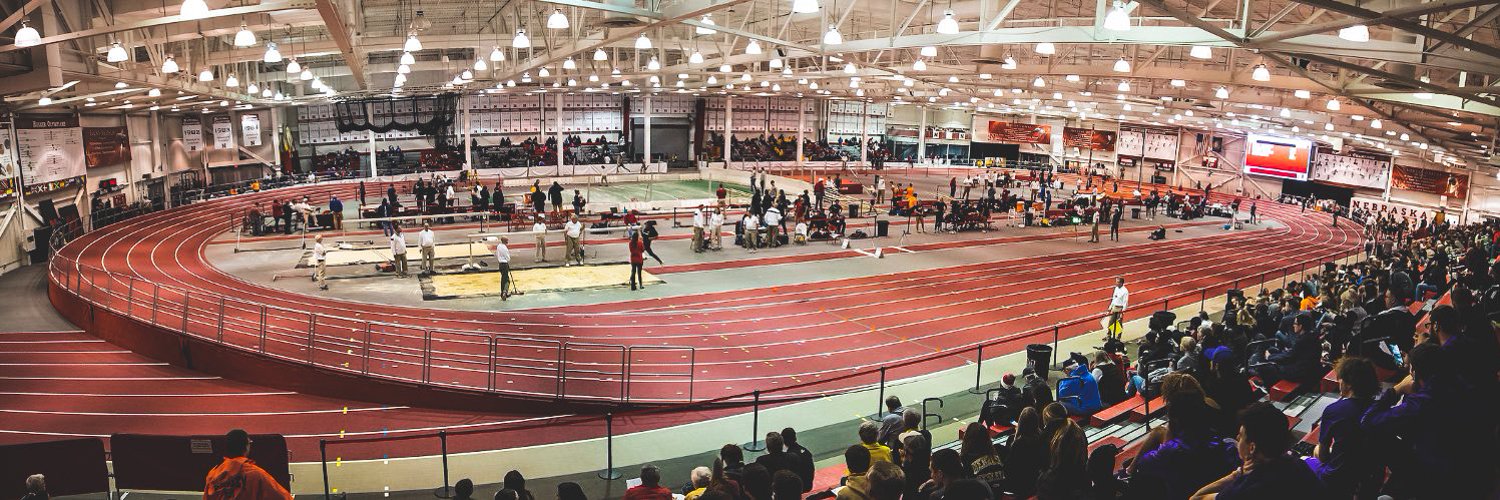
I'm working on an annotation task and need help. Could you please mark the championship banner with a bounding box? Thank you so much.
[1310,147,1389,190]
[211,115,234,149]
[1391,165,1467,199]
[83,126,131,168]
[1116,130,1144,157]
[1062,127,1117,151]
[983,120,1051,144]
[15,113,85,194]
[241,114,262,147]
[1143,132,1178,161]
[182,116,204,152]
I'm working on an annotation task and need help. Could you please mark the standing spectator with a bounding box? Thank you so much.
[836,446,872,500]
[624,465,673,500]
[269,198,284,233]
[560,215,583,265]
[710,209,725,250]
[628,231,646,291]
[642,220,663,264]
[572,190,586,214]
[1107,277,1129,339]
[531,217,547,263]
[203,429,292,500]
[530,188,545,216]
[312,235,328,290]
[418,222,437,274]
[742,210,761,252]
[782,428,815,492]
[716,184,728,209]
[548,181,565,212]
[491,237,511,300]
[764,206,783,247]
[328,195,343,230]
[1110,204,1123,241]
[1190,402,1322,499]
[389,224,409,278]
[692,208,707,253]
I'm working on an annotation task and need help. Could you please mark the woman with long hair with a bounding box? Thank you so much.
[960,422,1005,487]
[1005,407,1046,498]
[641,220,664,264]
[1036,420,1089,499]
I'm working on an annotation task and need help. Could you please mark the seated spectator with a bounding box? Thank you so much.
[706,459,744,499]
[740,464,772,500]
[721,444,747,481]
[1177,337,1203,374]
[754,432,796,480]
[782,427,816,492]
[503,470,535,500]
[556,482,587,500]
[1190,402,1322,499]
[1355,289,1416,370]
[771,471,803,500]
[877,396,906,446]
[899,434,931,500]
[959,422,1004,488]
[1309,356,1383,498]
[21,475,46,500]
[858,421,894,464]
[1036,420,1090,499]
[1021,367,1054,411]
[1056,355,1103,415]
[836,446,873,500]
[1250,313,1322,386]
[1128,391,1239,500]
[684,467,711,500]
[1091,350,1130,406]
[916,448,967,500]
[624,465,674,500]
[894,408,925,455]
[1005,407,1046,498]
[1360,343,1493,498]
[867,461,906,500]
[204,429,292,500]
[495,489,519,500]
[452,479,474,500]
[980,372,1023,426]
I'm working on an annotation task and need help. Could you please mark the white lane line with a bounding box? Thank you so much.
[0,406,408,417]
[0,391,298,397]
[283,413,576,438]
[0,351,132,355]
[0,362,169,367]
[0,376,221,381]
[0,340,108,344]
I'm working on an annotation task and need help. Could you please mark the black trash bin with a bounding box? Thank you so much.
[1131,207,1141,219]
[876,219,890,237]
[1026,344,1053,380]
[848,203,860,218]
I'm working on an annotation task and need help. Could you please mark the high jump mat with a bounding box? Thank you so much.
[421,263,663,299]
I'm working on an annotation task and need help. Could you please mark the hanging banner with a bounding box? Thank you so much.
[15,113,85,194]
[1143,132,1178,161]
[1310,146,1390,190]
[1391,165,1468,199]
[211,115,234,149]
[83,126,131,168]
[980,120,1051,144]
[182,116,204,152]
[1116,130,1144,157]
[240,114,262,147]
[1062,127,1117,151]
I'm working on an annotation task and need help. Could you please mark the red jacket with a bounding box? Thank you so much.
[628,238,645,264]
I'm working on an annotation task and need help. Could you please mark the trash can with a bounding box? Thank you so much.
[848,204,860,218]
[876,219,890,237]
[1026,344,1054,380]
[1131,207,1141,219]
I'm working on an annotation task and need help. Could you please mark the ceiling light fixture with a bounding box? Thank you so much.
[198,68,214,82]
[1032,76,1045,87]
[1002,55,1017,70]
[1035,42,1056,55]
[225,73,239,87]
[539,66,551,77]
[161,54,179,73]
[745,39,762,55]
[936,9,960,34]
[635,34,652,50]
[823,26,843,45]
[1189,45,1212,59]
[286,58,301,73]
[1251,64,1270,81]
[563,57,577,70]
[1103,1,1133,31]
[1065,74,1080,82]
[793,0,820,14]
[14,20,39,47]
[912,59,926,71]
[490,47,506,62]
[404,33,422,52]
[696,14,717,35]
[1215,86,1229,99]
[1117,81,1130,92]
[246,82,259,94]
[475,58,488,71]
[1113,57,1131,72]
[1338,24,1369,42]
[234,22,256,47]
[148,88,161,97]
[107,42,129,63]
[1326,98,1340,110]
[547,8,570,29]
[920,46,937,57]
[179,0,210,19]
[1170,79,1185,87]
[303,67,316,79]
[514,29,531,49]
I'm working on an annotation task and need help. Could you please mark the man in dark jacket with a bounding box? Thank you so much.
[781,428,815,492]
[548,181,565,212]
[1361,344,1494,499]
[1020,367,1053,411]
[1251,313,1322,385]
[981,373,1024,426]
[752,432,798,482]
[1357,289,1417,369]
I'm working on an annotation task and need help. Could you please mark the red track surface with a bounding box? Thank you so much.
[25,179,1362,458]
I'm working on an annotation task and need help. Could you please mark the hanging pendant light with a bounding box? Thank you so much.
[912,59,926,71]
[107,42,129,63]
[404,33,422,52]
[1414,75,1433,99]
[246,82,259,94]
[1032,76,1045,87]
[490,47,506,62]
[513,29,531,49]
[1001,55,1017,70]
[461,69,474,81]
[179,0,210,19]
[1103,1,1132,31]
[394,73,407,85]
[593,48,607,61]
[1035,42,1056,55]
[563,56,577,70]
[1117,80,1130,92]
[547,8,570,29]
[844,62,856,74]
[263,41,282,63]
[823,26,843,44]
[1251,64,1270,81]
[936,9,960,34]
[920,46,937,57]
[1294,89,1311,99]
[234,22,256,47]
[400,51,416,65]
[1215,86,1229,99]
[286,58,301,73]
[161,54,179,73]
[452,75,464,85]
[225,73,239,87]
[1325,98,1340,111]
[148,87,162,97]
[198,67,214,82]
[1189,45,1212,59]
[689,51,705,64]
[1370,119,1382,129]
[37,96,51,106]
[274,91,285,100]
[475,58,488,71]
[793,0,820,13]
[769,58,783,68]
[634,33,652,50]
[302,67,315,79]
[1279,107,1292,118]
[539,66,551,77]
[1113,57,1131,72]
[14,20,39,47]
[589,73,600,82]
[646,56,660,71]
[745,39,762,55]
[1338,24,1369,42]
[696,15,717,35]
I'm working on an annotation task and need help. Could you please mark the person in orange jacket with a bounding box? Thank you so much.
[204,429,291,500]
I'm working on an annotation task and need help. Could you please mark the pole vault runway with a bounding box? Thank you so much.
[25,179,1362,458]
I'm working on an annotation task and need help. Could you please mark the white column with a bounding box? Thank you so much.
[796,99,806,166]
[724,96,733,164]
[268,109,281,175]
[917,105,928,161]
[462,96,473,170]
[555,94,565,169]
[643,96,653,167]
[860,101,869,165]
[367,131,377,178]
[149,110,161,175]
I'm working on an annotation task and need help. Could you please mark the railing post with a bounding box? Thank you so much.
[1052,324,1060,368]
[1143,392,1152,430]
[181,292,191,333]
[259,307,268,353]
[598,413,622,480]
[739,390,769,454]
[320,439,331,500]
[968,344,985,395]
[433,431,452,499]
[1199,289,1207,313]
[125,276,135,318]
[422,330,433,383]
[877,366,887,417]
[363,323,373,375]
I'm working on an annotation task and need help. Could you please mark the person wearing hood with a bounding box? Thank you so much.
[1020,367,1054,411]
[1056,355,1102,415]
[981,372,1024,426]
[203,429,291,500]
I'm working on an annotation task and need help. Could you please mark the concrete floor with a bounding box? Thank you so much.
[0,263,82,332]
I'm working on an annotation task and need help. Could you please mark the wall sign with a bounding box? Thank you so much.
[1310,147,1390,190]
[981,120,1051,144]
[15,113,85,193]
[211,115,234,149]
[1116,130,1144,157]
[241,114,262,147]
[1062,127,1117,151]
[83,126,131,168]
[1243,133,1312,181]
[1391,165,1467,199]
[182,116,204,152]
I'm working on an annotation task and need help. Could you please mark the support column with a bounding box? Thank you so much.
[796,99,805,166]
[859,101,869,165]
[917,105,927,162]
[462,96,473,170]
[367,131,377,178]
[149,110,161,175]
[268,108,281,176]
[724,96,733,165]
[644,96,653,167]
[555,94,565,170]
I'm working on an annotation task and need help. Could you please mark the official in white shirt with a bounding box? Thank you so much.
[312,235,328,290]
[1107,277,1129,339]
[691,208,706,253]
[491,236,512,300]
[763,207,783,247]
[563,215,583,266]
[418,223,436,274]
[532,217,548,263]
[742,211,761,252]
[709,209,725,250]
[389,224,409,278]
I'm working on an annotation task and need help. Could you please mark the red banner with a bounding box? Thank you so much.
[1062,127,1117,151]
[1391,165,1468,199]
[83,126,131,168]
[985,121,1051,144]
